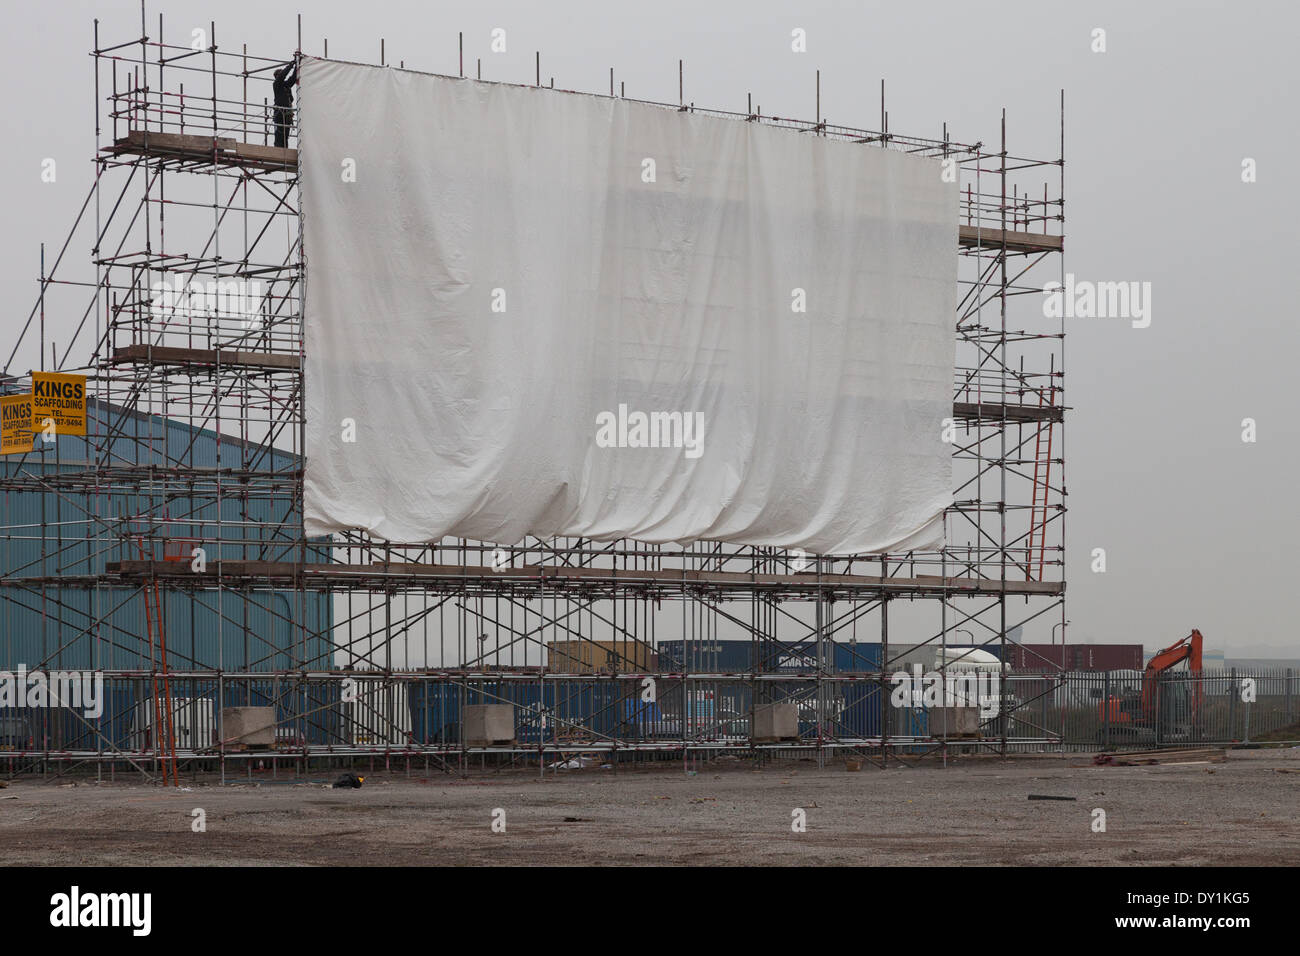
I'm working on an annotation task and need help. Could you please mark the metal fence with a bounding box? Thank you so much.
[1005,668,1299,751]
[1,668,1296,777]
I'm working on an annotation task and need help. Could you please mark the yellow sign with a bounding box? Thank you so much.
[1,394,34,455]
[32,372,87,437]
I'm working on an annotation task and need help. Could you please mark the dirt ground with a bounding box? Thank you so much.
[1,748,1297,866]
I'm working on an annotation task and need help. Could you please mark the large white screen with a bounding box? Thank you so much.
[301,59,956,554]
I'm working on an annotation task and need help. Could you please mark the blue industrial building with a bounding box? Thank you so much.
[0,397,337,751]
[0,397,332,673]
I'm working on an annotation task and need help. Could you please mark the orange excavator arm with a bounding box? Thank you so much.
[1141,629,1203,719]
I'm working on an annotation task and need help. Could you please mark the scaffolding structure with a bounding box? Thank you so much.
[0,9,1068,782]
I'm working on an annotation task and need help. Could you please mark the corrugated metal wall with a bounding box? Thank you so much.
[0,399,331,671]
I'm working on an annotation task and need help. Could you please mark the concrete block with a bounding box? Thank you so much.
[221,706,276,746]
[753,702,799,742]
[464,704,515,746]
[928,706,981,738]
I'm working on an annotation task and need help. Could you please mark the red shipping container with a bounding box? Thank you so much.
[1009,643,1142,672]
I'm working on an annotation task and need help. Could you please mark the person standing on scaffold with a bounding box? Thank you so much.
[272,59,298,149]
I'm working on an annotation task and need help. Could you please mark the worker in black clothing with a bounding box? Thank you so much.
[272,60,298,148]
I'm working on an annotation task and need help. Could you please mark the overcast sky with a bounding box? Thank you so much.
[3,1,1297,655]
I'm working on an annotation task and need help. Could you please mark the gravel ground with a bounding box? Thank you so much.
[1,748,1297,866]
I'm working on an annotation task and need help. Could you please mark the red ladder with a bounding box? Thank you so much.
[137,536,178,785]
[1027,382,1058,581]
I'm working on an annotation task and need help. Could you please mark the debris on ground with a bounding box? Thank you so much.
[1093,747,1227,767]
[549,755,597,770]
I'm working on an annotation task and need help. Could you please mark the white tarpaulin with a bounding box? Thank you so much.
[300,59,957,554]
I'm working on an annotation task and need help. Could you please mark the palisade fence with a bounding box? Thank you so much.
[1007,668,1299,753]
[1,668,1295,775]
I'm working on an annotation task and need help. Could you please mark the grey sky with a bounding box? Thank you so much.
[3,1,1296,655]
